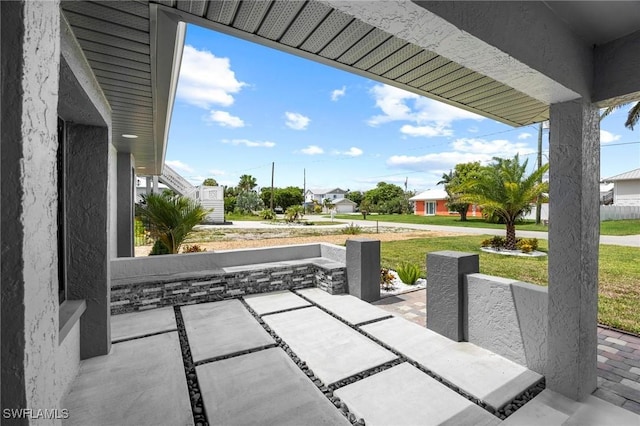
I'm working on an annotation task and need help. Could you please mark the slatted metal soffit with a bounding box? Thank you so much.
[61,0,550,171]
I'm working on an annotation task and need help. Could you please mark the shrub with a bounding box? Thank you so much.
[396,261,420,285]
[260,209,276,220]
[487,236,506,249]
[182,244,206,253]
[285,205,304,222]
[516,238,538,253]
[149,239,170,255]
[342,223,362,235]
[380,268,395,290]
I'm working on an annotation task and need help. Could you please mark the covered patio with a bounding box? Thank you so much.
[3,1,640,425]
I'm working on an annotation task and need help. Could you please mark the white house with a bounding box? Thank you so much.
[602,168,640,206]
[305,188,348,204]
[333,198,357,213]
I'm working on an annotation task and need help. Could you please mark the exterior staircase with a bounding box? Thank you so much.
[158,163,197,199]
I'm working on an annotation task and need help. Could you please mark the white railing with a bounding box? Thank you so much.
[159,164,194,196]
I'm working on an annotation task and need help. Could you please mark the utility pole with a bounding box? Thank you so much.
[303,168,306,209]
[536,122,543,225]
[270,162,274,212]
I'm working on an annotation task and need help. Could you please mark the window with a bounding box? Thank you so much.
[57,118,67,303]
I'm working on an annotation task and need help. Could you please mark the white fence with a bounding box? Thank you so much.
[601,205,640,221]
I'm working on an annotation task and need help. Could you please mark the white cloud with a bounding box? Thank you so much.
[367,84,483,137]
[301,145,324,155]
[208,110,245,128]
[285,112,310,130]
[177,45,246,109]
[518,132,533,140]
[331,86,346,101]
[467,126,479,133]
[600,129,621,144]
[208,169,226,176]
[387,137,535,170]
[337,147,363,157]
[165,160,194,173]
[400,124,452,138]
[222,139,276,148]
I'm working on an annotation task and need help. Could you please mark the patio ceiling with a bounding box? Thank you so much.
[60,1,640,174]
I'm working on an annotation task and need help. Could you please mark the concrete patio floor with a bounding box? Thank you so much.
[373,288,640,416]
[63,289,640,425]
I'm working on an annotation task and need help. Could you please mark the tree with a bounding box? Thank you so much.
[261,187,304,210]
[323,198,335,212]
[363,182,405,213]
[235,191,264,213]
[202,178,218,186]
[601,101,640,130]
[238,174,257,192]
[438,162,482,221]
[346,190,364,207]
[456,155,549,250]
[136,192,210,254]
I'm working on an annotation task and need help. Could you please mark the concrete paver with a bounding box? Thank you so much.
[110,306,177,342]
[263,307,397,385]
[197,347,349,426]
[362,317,542,410]
[335,363,500,426]
[63,332,192,426]
[297,288,391,325]
[244,290,311,315]
[502,389,640,425]
[181,299,274,363]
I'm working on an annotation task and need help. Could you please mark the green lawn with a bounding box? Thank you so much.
[331,214,640,236]
[600,219,640,235]
[381,236,640,334]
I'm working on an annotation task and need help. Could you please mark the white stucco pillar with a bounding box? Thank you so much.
[547,99,600,400]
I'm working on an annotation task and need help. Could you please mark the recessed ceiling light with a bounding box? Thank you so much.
[122,134,138,139]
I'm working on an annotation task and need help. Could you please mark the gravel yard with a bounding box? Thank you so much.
[134,226,462,257]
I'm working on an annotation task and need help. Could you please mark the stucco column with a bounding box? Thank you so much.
[426,251,479,341]
[346,239,381,302]
[547,99,600,400]
[117,152,135,257]
[66,123,111,359]
[1,0,61,414]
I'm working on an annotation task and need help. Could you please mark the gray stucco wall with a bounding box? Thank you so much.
[66,123,111,359]
[116,152,135,257]
[466,274,548,374]
[111,243,333,280]
[0,0,61,416]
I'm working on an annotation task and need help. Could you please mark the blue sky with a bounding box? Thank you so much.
[166,24,640,193]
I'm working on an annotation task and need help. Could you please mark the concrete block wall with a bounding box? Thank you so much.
[467,274,548,374]
[427,251,548,374]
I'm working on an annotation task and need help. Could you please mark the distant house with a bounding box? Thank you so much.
[602,168,640,206]
[409,189,479,217]
[305,188,348,204]
[333,198,357,213]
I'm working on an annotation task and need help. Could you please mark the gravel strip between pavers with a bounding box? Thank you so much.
[174,306,209,426]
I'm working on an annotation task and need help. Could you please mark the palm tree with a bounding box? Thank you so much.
[456,155,549,250]
[238,174,257,192]
[601,101,640,130]
[136,191,210,254]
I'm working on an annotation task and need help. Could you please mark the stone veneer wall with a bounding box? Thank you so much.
[111,262,346,315]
